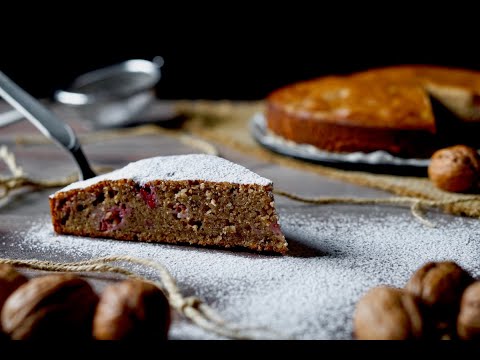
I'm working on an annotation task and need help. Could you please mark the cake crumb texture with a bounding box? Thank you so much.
[49,155,287,254]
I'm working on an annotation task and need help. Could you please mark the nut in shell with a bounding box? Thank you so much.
[428,145,480,193]
[457,281,480,340]
[1,274,98,340]
[353,286,424,340]
[405,261,473,337]
[93,279,171,340]
[0,264,27,311]
[405,262,473,316]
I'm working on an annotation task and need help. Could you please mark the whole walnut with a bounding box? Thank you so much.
[428,145,480,193]
[93,279,171,340]
[1,274,98,340]
[405,261,473,337]
[353,286,424,340]
[457,281,480,340]
[0,264,27,311]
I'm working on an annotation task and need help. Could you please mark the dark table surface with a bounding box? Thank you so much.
[1,100,479,339]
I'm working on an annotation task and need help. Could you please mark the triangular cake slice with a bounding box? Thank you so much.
[49,154,288,254]
[412,65,480,122]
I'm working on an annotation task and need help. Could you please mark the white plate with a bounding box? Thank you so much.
[250,113,430,168]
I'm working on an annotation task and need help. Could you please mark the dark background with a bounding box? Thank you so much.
[1,6,478,100]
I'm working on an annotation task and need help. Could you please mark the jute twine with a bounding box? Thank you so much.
[9,100,480,219]
[1,145,468,340]
[176,98,480,223]
[2,139,477,228]
[3,101,480,339]
[174,100,480,219]
[0,255,289,340]
[0,129,218,205]
[273,190,478,228]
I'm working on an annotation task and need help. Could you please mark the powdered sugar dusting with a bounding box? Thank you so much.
[54,154,272,195]
[12,205,480,340]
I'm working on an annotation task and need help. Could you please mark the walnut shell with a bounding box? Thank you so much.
[457,281,480,340]
[406,262,473,314]
[1,274,98,340]
[93,279,171,340]
[354,286,424,340]
[428,145,480,193]
[0,264,27,311]
[405,261,473,337]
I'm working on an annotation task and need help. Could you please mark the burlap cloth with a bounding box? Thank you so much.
[170,100,480,219]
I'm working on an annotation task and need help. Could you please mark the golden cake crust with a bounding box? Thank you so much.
[268,76,434,131]
[364,65,480,92]
[266,65,480,157]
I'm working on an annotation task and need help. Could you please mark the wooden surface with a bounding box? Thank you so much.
[1,100,479,340]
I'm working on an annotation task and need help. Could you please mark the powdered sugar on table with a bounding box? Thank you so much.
[54,154,272,195]
[11,204,480,340]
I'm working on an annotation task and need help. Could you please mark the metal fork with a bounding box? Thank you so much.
[0,70,97,180]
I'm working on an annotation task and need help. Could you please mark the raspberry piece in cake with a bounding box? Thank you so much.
[139,185,157,209]
[49,154,288,254]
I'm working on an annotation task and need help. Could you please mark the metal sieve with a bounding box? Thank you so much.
[54,57,164,128]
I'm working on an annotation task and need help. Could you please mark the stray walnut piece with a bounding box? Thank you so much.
[93,279,171,340]
[428,145,480,193]
[0,274,98,340]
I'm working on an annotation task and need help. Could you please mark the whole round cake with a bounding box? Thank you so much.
[265,65,480,158]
